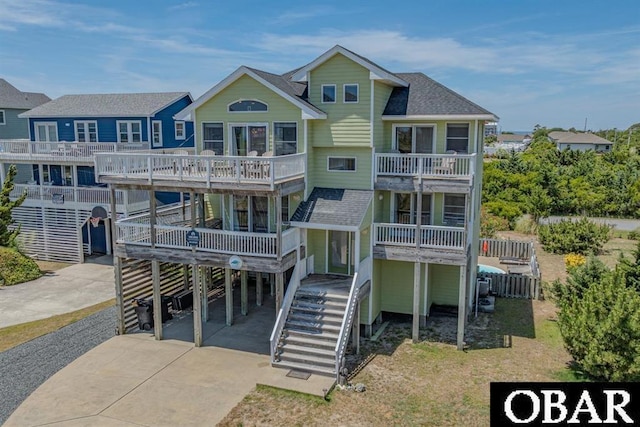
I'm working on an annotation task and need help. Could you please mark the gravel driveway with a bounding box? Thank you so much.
[0,306,115,425]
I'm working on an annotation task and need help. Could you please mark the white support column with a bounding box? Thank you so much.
[457,265,467,350]
[256,272,263,306]
[192,263,202,347]
[225,268,233,326]
[152,260,162,340]
[412,261,421,342]
[241,270,248,315]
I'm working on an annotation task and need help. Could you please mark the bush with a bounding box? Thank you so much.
[483,201,523,228]
[480,207,509,238]
[0,246,42,286]
[538,217,611,255]
[628,230,639,241]
[564,253,586,271]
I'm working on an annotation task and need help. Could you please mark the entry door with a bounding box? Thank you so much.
[415,126,434,154]
[328,230,351,275]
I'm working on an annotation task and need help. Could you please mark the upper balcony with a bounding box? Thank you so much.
[374,153,476,193]
[0,140,150,165]
[94,152,306,193]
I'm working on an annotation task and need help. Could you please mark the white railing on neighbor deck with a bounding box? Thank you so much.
[0,140,149,162]
[374,223,466,250]
[270,262,301,364]
[335,256,372,382]
[10,184,149,207]
[375,153,475,179]
[116,218,298,258]
[94,152,306,187]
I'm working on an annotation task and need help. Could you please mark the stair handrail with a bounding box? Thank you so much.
[334,273,362,381]
[269,262,301,363]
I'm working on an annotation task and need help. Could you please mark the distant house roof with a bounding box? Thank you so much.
[290,187,373,230]
[548,131,610,145]
[0,79,50,109]
[20,92,191,118]
[382,73,497,119]
[497,134,531,143]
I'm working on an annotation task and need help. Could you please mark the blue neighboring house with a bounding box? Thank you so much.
[0,92,193,263]
[0,78,50,139]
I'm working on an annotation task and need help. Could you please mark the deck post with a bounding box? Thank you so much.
[270,273,275,296]
[256,272,263,306]
[275,272,284,313]
[152,260,162,340]
[202,266,209,322]
[149,190,157,246]
[192,262,202,347]
[114,256,125,335]
[352,303,360,355]
[412,261,421,343]
[241,270,248,315]
[457,265,467,350]
[225,268,233,326]
[182,265,189,291]
[276,196,282,261]
[421,263,429,327]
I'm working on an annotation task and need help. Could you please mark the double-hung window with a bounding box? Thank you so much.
[202,122,223,154]
[446,123,469,153]
[175,121,185,140]
[274,122,297,155]
[75,121,98,142]
[443,194,466,227]
[152,121,163,147]
[117,121,142,143]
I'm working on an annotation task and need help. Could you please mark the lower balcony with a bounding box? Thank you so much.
[373,223,468,264]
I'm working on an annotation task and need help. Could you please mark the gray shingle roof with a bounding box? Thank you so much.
[383,73,494,116]
[291,187,373,229]
[247,67,324,116]
[0,79,50,109]
[548,131,610,144]
[20,92,189,118]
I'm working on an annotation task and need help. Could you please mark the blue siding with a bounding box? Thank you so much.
[151,95,194,149]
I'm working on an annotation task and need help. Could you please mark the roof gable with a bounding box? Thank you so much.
[0,79,50,110]
[290,45,408,87]
[175,66,326,121]
[20,92,191,118]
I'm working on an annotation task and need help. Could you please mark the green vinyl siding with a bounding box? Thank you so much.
[379,260,414,314]
[308,54,370,147]
[308,229,326,274]
[373,81,393,151]
[195,74,303,154]
[206,194,222,219]
[429,264,460,306]
[309,146,372,190]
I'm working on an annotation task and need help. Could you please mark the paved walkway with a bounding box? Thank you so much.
[5,334,335,426]
[0,257,114,328]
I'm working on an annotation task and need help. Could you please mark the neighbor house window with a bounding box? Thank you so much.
[0,110,5,125]
[446,123,469,153]
[274,122,297,155]
[152,121,163,147]
[74,121,98,142]
[202,122,223,154]
[175,121,185,139]
[117,121,142,143]
[322,84,336,103]
[343,84,359,103]
[443,194,466,227]
[328,157,356,172]
[228,100,267,112]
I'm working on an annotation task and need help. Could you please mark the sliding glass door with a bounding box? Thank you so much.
[231,124,267,156]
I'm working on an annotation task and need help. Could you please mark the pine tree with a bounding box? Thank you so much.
[0,165,27,247]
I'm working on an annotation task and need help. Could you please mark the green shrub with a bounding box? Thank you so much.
[0,246,42,286]
[483,201,523,228]
[628,230,639,241]
[480,207,509,238]
[538,217,611,255]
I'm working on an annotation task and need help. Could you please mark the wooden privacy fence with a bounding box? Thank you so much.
[479,272,541,300]
[479,238,532,259]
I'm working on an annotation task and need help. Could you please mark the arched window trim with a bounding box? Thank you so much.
[227,99,268,113]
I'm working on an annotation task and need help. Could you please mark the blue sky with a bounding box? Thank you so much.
[1,0,638,132]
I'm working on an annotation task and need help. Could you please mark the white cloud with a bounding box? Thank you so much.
[167,2,198,11]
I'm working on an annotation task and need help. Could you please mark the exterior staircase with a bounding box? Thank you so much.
[272,275,351,377]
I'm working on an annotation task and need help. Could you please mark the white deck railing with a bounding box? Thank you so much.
[94,152,306,187]
[0,140,150,162]
[10,183,148,207]
[270,262,301,364]
[374,223,466,250]
[375,153,475,179]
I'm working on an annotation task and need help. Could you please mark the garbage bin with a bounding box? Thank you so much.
[132,297,173,331]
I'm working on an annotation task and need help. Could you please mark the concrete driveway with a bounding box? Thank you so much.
[0,258,115,328]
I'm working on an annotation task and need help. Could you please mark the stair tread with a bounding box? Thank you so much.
[290,304,346,315]
[282,335,336,349]
[286,320,341,331]
[296,289,349,299]
[280,343,336,357]
[286,328,339,339]
[279,352,336,366]
[272,360,336,376]
[288,313,343,325]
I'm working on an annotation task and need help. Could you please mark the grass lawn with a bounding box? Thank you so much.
[0,299,114,352]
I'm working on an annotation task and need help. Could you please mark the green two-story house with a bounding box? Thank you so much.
[95,46,497,380]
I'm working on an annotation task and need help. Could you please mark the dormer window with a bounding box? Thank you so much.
[228,99,268,112]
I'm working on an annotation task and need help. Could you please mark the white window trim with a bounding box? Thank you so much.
[202,121,224,153]
[175,121,185,140]
[327,156,357,172]
[34,122,58,142]
[274,122,298,155]
[445,122,470,153]
[228,122,269,155]
[227,99,268,113]
[391,192,434,225]
[392,123,437,153]
[321,84,336,104]
[74,120,98,143]
[343,83,359,104]
[442,193,466,227]
[116,120,143,143]
[152,120,163,148]
[0,110,5,125]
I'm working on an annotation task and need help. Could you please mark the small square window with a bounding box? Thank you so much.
[344,84,358,103]
[328,157,356,172]
[322,85,336,103]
